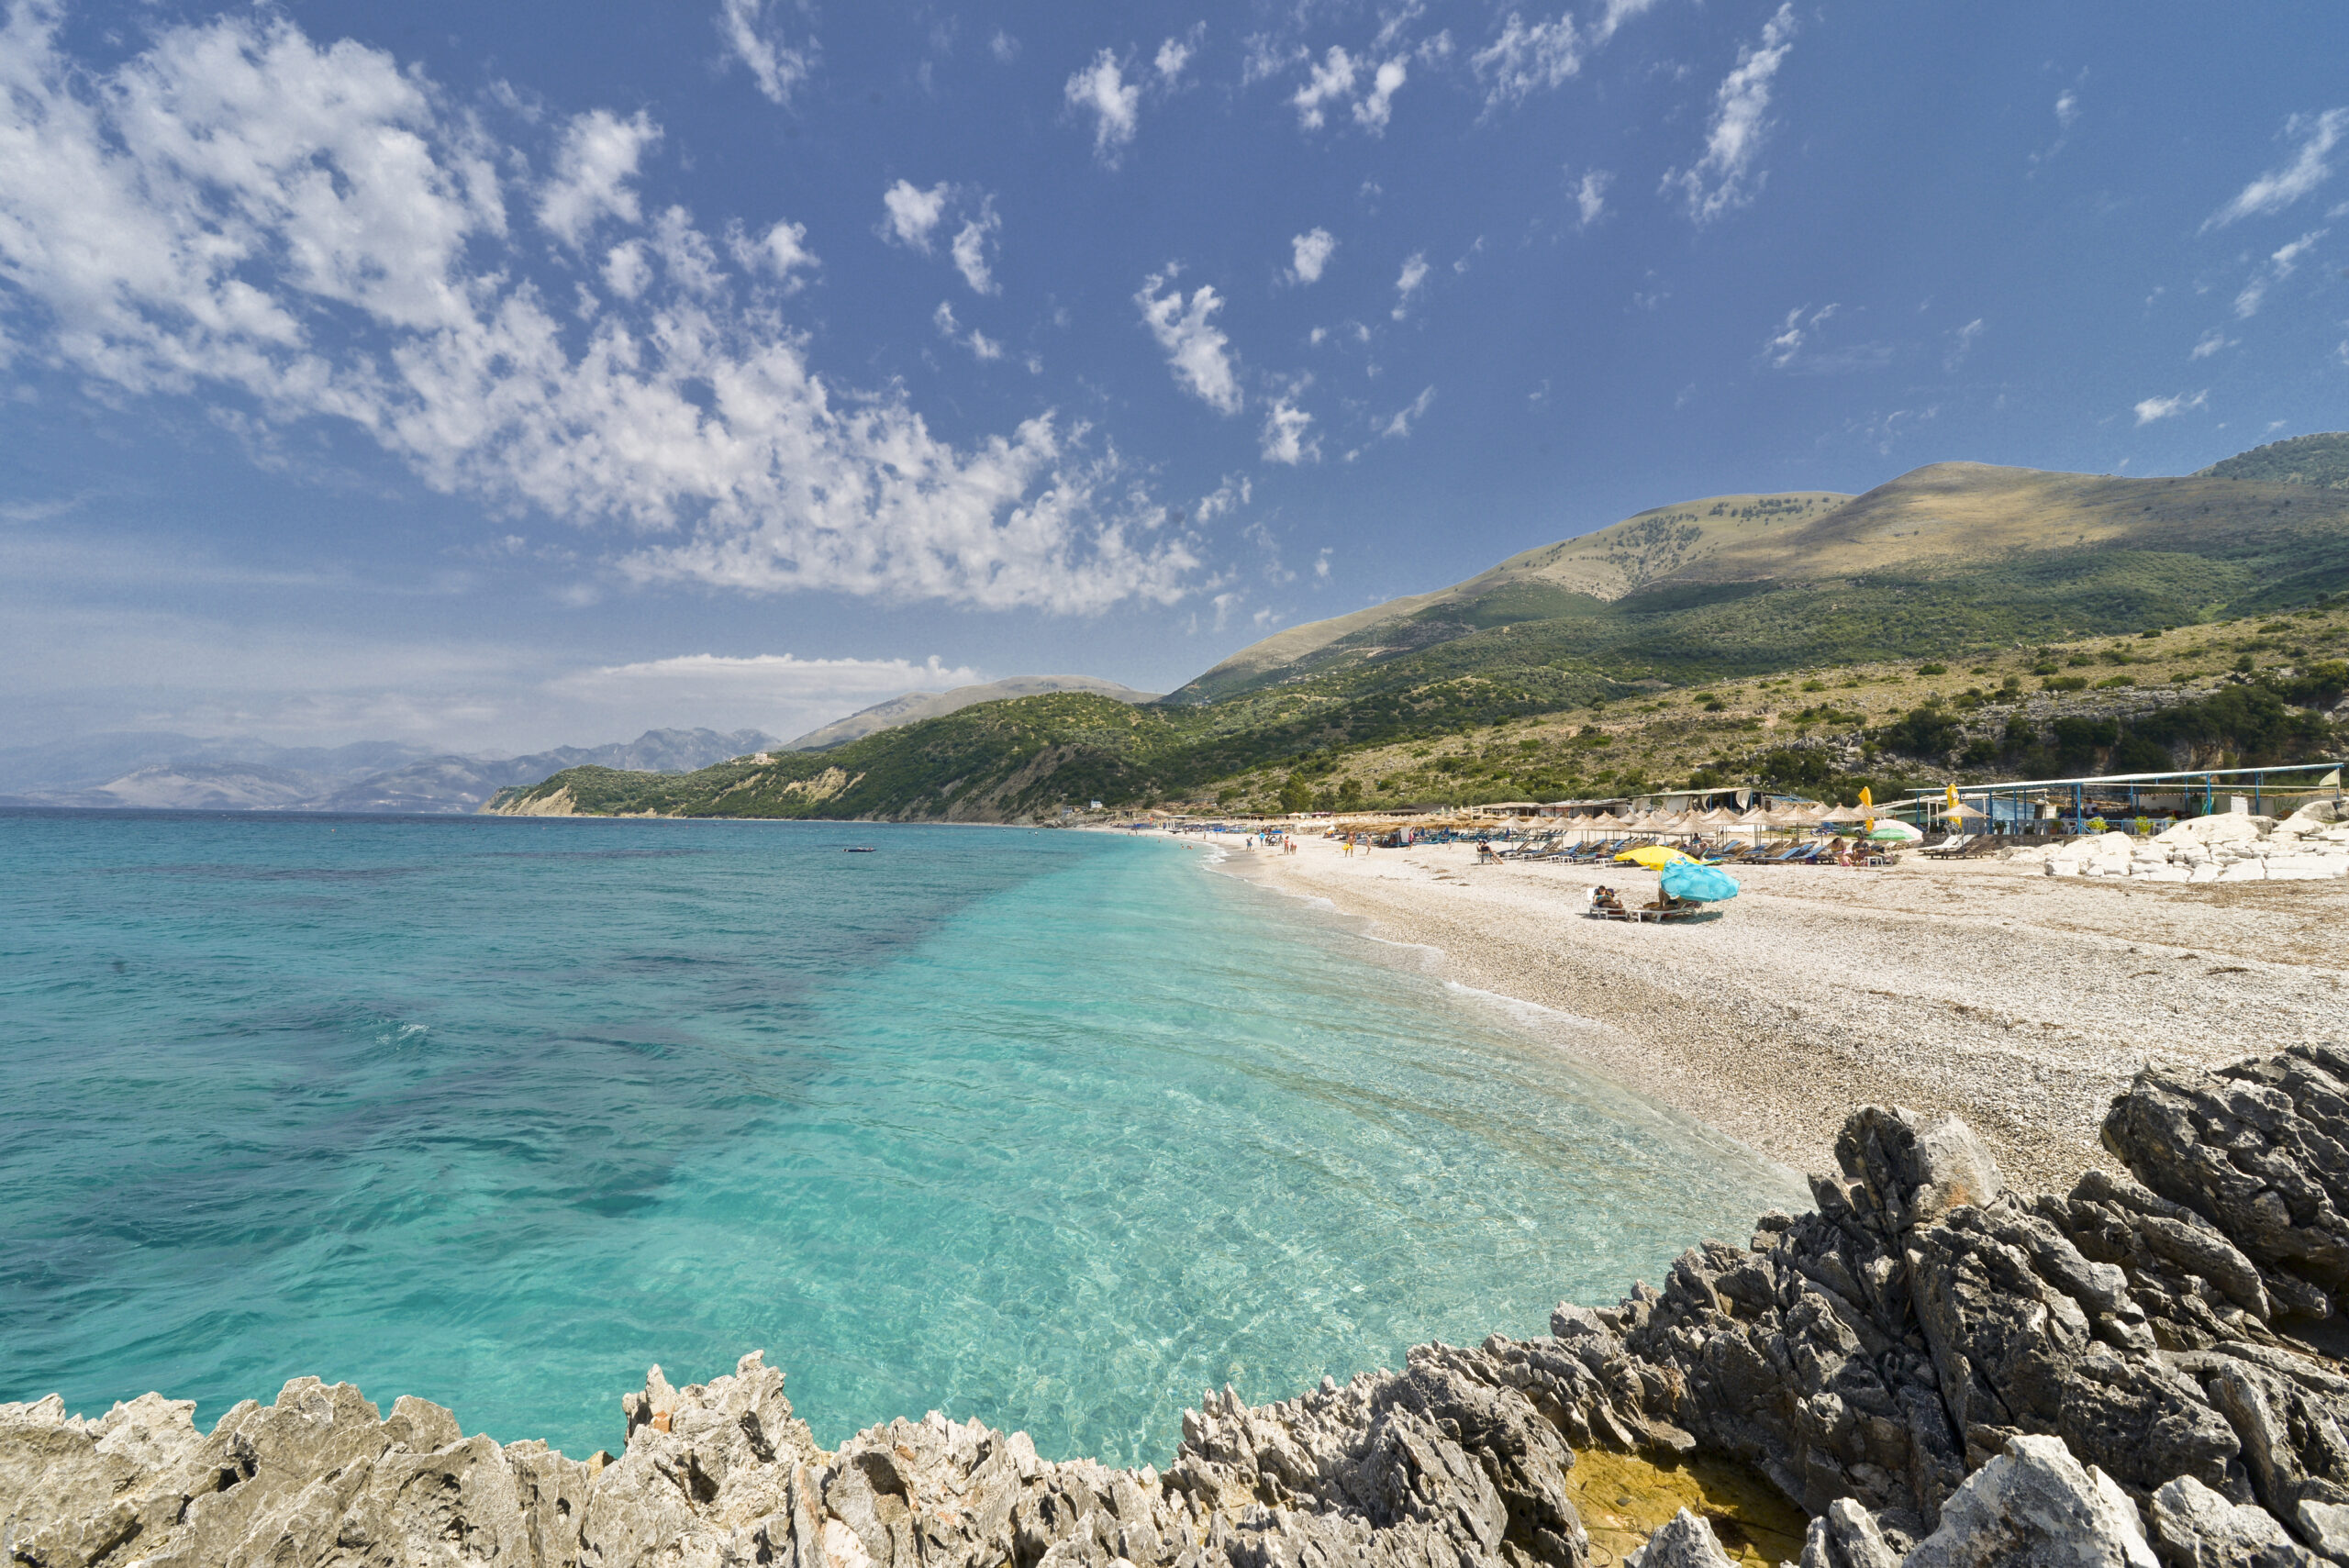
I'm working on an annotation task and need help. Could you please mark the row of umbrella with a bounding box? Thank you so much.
[1568,803,1915,836]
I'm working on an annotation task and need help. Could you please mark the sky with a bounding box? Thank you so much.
[1,1,2344,754]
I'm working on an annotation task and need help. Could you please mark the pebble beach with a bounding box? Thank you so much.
[1212,831,2349,1196]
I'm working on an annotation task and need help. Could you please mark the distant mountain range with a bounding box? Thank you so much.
[1,679,1165,814]
[0,728,785,815]
[781,676,1160,751]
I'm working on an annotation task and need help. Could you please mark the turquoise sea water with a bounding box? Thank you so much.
[0,811,1798,1464]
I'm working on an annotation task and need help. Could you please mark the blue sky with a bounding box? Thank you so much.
[1,1,2343,751]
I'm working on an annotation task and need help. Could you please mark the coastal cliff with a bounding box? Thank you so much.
[11,1047,2349,1566]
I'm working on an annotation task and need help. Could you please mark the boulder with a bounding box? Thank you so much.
[1798,1498,1901,1568]
[2146,1473,2315,1567]
[1624,1507,1735,1567]
[1902,1434,2157,1568]
[2102,1050,2349,1298]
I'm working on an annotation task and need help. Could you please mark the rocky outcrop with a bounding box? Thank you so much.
[9,1049,2349,1567]
[2037,802,2349,883]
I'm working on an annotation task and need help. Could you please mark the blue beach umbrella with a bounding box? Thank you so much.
[1659,861,1741,903]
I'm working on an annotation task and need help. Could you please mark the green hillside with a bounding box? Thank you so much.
[491,450,2349,822]
[1175,461,2349,704]
[2197,431,2349,489]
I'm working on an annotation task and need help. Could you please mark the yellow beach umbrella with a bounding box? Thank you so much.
[1615,844,1695,869]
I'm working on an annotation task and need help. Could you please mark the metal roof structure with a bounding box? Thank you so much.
[1904,759,2344,828]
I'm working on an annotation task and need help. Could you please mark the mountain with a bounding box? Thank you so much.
[1174,461,2349,703]
[0,732,433,795]
[783,676,1160,751]
[493,448,2349,824]
[2196,431,2349,490]
[306,728,785,814]
[0,728,784,814]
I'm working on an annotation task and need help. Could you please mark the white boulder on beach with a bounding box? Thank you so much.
[2037,800,2349,882]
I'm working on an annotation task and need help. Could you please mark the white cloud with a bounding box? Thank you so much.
[1392,252,1429,318]
[1764,302,1836,369]
[1286,45,1408,134]
[2206,109,2348,230]
[881,179,950,250]
[729,218,817,290]
[1136,269,1241,414]
[1260,397,1319,464]
[1243,36,1308,85]
[2054,90,2079,130]
[1313,547,1331,579]
[1664,3,1796,224]
[1382,384,1434,439]
[2235,228,2325,317]
[1289,227,1337,284]
[716,0,813,106]
[0,7,1194,614]
[651,206,725,295]
[1195,474,1252,522]
[989,31,1019,63]
[1292,48,1358,130]
[1590,0,1662,45]
[1470,14,1581,110]
[1944,317,1984,370]
[884,183,998,294]
[2190,328,2234,360]
[932,300,1004,361]
[951,204,1001,295]
[2133,390,2208,426]
[2273,228,2324,276]
[1065,50,1141,162]
[1354,57,1408,131]
[549,652,981,732]
[1156,27,1203,84]
[603,241,651,300]
[1572,169,1610,228]
[540,109,661,248]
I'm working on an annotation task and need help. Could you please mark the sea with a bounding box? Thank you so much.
[0,811,1800,1465]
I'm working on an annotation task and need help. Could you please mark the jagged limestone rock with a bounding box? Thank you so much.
[1902,1434,2157,1568]
[1798,1498,1900,1568]
[1621,1507,1734,1567]
[2103,1048,2349,1301]
[2145,1473,2316,1568]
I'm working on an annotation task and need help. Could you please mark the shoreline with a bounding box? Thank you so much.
[1183,828,2349,1195]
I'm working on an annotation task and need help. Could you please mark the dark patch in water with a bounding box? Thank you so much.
[104,863,419,884]
[482,849,712,862]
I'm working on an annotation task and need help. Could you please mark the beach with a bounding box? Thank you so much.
[1207,830,2349,1196]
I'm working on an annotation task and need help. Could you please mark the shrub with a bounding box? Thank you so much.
[2269,661,2349,708]
[2043,675,2089,692]
[1883,705,1964,758]
[1918,662,1948,675]
[2095,675,2135,689]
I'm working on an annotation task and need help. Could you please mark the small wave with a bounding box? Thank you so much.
[1442,980,1609,1037]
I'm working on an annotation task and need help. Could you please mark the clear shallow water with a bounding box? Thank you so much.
[0,811,1798,1464]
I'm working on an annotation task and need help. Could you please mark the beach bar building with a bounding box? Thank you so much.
[1906,760,2345,835]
